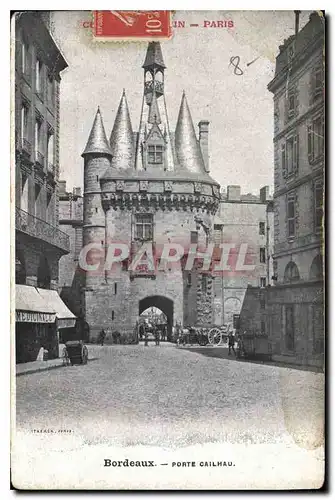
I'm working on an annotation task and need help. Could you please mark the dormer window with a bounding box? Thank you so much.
[148,144,163,164]
[143,119,166,169]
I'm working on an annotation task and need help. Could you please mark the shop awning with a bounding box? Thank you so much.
[36,288,77,329]
[16,285,56,323]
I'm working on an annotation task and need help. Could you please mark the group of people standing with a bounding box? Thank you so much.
[97,329,121,346]
[138,322,167,346]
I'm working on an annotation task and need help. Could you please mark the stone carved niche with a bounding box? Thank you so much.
[164,181,173,192]
[194,182,202,193]
[139,181,149,192]
[116,180,125,191]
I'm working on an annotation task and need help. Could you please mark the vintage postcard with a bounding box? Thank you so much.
[11,10,325,490]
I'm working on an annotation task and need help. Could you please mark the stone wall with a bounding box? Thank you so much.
[213,197,273,324]
[83,179,217,340]
[239,286,267,335]
[267,281,324,368]
[85,269,184,341]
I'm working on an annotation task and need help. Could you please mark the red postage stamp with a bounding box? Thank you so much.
[93,11,172,40]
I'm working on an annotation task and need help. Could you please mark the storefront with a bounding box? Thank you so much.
[15,285,76,363]
[16,285,56,363]
[37,288,76,348]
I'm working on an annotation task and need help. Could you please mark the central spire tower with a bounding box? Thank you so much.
[135,42,175,172]
[81,41,221,343]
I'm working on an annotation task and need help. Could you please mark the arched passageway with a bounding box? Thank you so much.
[139,295,173,340]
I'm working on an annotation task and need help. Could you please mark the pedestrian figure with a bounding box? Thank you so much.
[236,331,247,359]
[112,330,121,344]
[228,331,236,356]
[139,322,144,341]
[144,325,148,346]
[154,326,160,346]
[99,329,106,346]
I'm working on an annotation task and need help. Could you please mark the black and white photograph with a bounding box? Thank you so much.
[11,10,325,490]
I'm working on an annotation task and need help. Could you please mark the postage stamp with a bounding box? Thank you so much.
[93,10,172,40]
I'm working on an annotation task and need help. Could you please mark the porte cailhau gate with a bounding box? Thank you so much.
[81,42,221,341]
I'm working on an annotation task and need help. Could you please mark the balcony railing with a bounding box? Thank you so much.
[144,80,164,95]
[16,207,70,253]
[35,151,45,167]
[22,138,32,157]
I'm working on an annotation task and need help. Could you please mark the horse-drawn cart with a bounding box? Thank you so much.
[62,340,88,366]
[176,324,233,346]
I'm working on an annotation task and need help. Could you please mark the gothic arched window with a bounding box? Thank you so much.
[145,70,153,82]
[284,261,300,283]
[309,255,323,280]
[155,70,163,82]
[144,71,154,95]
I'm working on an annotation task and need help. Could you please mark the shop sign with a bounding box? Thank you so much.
[16,311,56,323]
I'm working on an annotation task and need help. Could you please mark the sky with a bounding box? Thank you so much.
[51,10,313,195]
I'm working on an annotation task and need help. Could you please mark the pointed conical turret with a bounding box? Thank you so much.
[82,107,112,157]
[109,90,134,170]
[142,42,166,69]
[148,91,161,125]
[175,92,206,174]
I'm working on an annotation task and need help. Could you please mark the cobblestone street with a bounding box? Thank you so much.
[16,344,324,450]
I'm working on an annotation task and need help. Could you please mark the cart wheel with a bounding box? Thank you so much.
[208,328,221,345]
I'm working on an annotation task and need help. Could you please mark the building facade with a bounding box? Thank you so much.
[81,42,220,341]
[77,42,275,343]
[58,181,87,340]
[14,12,75,363]
[214,185,274,329]
[267,11,325,367]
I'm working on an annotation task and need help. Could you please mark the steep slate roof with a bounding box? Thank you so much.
[142,42,166,69]
[108,90,134,171]
[82,107,112,157]
[175,92,207,176]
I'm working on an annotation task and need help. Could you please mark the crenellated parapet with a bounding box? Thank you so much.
[100,178,220,214]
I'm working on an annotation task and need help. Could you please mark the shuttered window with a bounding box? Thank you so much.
[287,194,296,238]
[314,181,323,232]
[308,116,324,163]
[281,134,299,178]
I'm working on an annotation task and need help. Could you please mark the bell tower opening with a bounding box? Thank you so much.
[143,42,166,102]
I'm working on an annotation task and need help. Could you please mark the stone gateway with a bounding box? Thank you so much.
[81,42,220,342]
